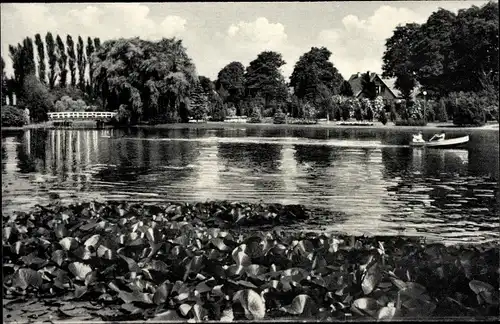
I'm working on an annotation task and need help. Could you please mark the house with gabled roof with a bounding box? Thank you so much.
[347,71,421,101]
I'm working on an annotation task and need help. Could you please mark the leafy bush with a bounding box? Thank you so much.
[394,118,428,126]
[147,114,174,125]
[436,98,448,122]
[408,99,425,120]
[111,104,132,125]
[340,98,360,121]
[210,103,227,122]
[373,96,384,113]
[354,107,363,121]
[247,108,262,123]
[395,100,407,120]
[226,106,237,118]
[302,102,318,120]
[485,105,498,121]
[334,109,342,121]
[378,111,388,125]
[451,92,486,126]
[360,98,372,120]
[1,105,26,126]
[54,96,87,112]
[21,75,53,122]
[273,112,287,124]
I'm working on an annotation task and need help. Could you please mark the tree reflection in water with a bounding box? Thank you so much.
[1,127,498,244]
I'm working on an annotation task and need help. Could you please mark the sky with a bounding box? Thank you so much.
[0,1,493,82]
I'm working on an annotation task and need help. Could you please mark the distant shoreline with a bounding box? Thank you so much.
[2,120,498,132]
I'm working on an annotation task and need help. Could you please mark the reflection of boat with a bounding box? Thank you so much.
[411,135,469,148]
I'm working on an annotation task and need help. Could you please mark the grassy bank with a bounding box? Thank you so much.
[2,120,498,132]
[3,200,498,322]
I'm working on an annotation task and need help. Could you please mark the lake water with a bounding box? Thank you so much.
[2,127,498,244]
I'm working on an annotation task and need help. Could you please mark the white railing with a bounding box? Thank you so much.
[47,111,117,120]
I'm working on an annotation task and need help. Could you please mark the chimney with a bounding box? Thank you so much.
[357,72,360,78]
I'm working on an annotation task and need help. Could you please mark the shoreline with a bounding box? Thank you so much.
[2,120,499,132]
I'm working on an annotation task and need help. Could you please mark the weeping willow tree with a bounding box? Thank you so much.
[91,37,198,124]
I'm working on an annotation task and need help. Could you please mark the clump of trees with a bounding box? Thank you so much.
[2,1,496,127]
[2,32,102,123]
[382,1,498,126]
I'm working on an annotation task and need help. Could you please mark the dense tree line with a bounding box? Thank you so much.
[2,1,497,126]
[382,1,498,124]
[214,47,345,121]
[2,32,102,122]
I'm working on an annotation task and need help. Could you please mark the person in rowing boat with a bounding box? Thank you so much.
[429,132,446,142]
[412,131,425,143]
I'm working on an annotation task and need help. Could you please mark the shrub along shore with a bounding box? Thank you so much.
[3,200,499,322]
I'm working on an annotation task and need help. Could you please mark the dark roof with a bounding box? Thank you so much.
[348,72,400,98]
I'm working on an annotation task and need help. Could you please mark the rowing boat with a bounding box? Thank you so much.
[411,135,469,148]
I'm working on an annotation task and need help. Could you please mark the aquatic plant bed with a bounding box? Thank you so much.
[3,201,499,322]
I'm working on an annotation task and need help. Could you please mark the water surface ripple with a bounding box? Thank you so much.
[2,127,498,244]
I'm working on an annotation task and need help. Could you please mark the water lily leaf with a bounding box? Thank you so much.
[121,303,142,314]
[84,234,101,247]
[118,290,154,304]
[220,306,234,322]
[68,262,93,281]
[12,268,43,289]
[294,240,315,256]
[244,264,267,278]
[73,246,92,260]
[211,237,230,251]
[390,277,407,290]
[195,281,212,294]
[232,246,251,267]
[179,303,192,317]
[184,256,205,281]
[244,237,265,258]
[149,310,185,322]
[99,293,114,302]
[97,245,115,260]
[469,280,494,295]
[11,241,23,255]
[212,284,225,298]
[59,237,78,251]
[146,259,169,273]
[73,284,88,299]
[119,254,140,272]
[3,226,14,242]
[153,283,169,305]
[351,297,379,318]
[400,282,427,300]
[53,269,71,289]
[192,304,208,321]
[282,267,308,282]
[226,264,244,277]
[361,262,381,295]
[79,220,97,232]
[236,280,258,289]
[143,227,159,243]
[233,289,266,320]
[377,304,396,321]
[85,271,98,286]
[20,253,48,269]
[280,294,317,317]
[49,250,64,267]
[55,224,69,239]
